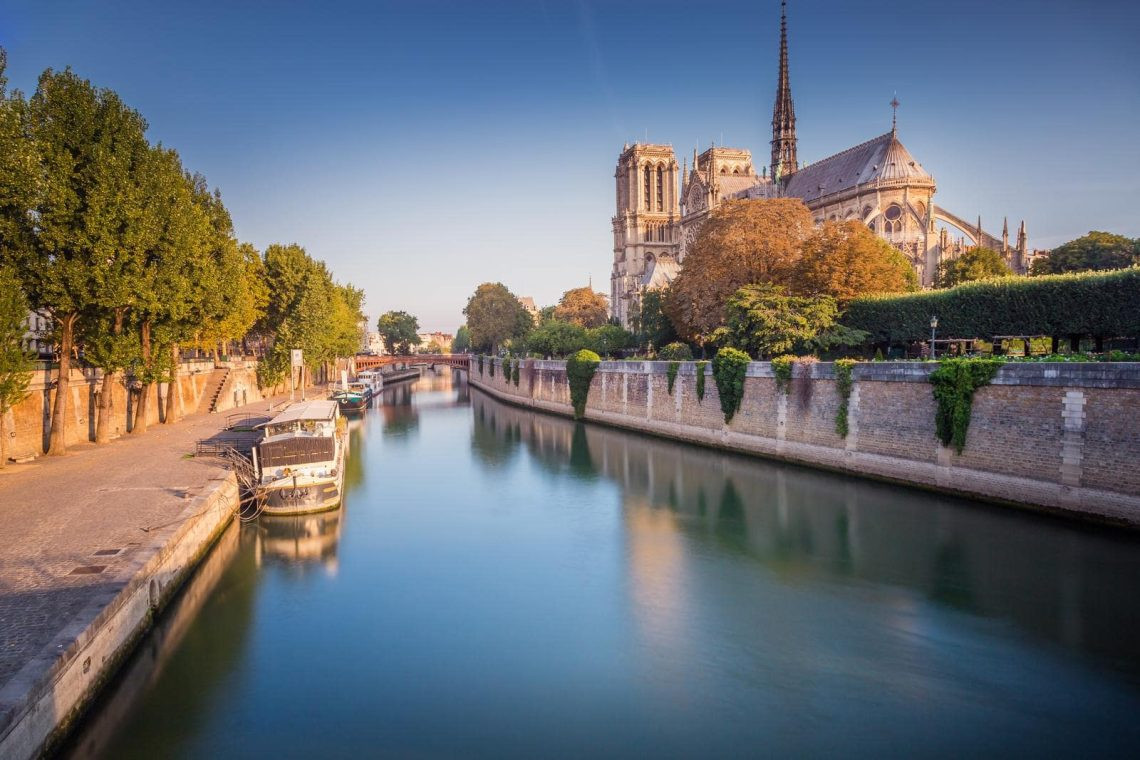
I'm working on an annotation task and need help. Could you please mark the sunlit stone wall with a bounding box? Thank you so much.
[471,358,1140,527]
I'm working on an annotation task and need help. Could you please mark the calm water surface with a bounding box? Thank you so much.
[63,371,1140,758]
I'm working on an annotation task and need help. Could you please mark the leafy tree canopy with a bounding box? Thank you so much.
[665,199,814,341]
[376,310,421,355]
[585,324,632,357]
[452,325,471,352]
[935,246,1012,288]
[795,221,919,303]
[638,289,678,349]
[554,287,609,328]
[463,282,532,352]
[1030,231,1139,276]
[724,283,839,359]
[525,319,587,357]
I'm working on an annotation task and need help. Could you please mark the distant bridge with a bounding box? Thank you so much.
[355,354,470,371]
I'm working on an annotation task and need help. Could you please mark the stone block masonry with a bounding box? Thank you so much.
[471,358,1140,527]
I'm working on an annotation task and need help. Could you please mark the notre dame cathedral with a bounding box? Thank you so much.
[609,1,1031,327]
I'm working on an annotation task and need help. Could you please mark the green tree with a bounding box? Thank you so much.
[586,324,632,357]
[554,286,609,328]
[724,283,838,358]
[935,246,1013,288]
[4,67,152,453]
[1030,231,1139,275]
[376,310,421,355]
[452,325,471,352]
[463,282,532,353]
[638,289,678,350]
[525,319,587,357]
[0,266,33,467]
[130,146,209,434]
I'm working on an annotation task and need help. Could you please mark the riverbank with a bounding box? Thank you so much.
[469,359,1140,528]
[0,396,285,760]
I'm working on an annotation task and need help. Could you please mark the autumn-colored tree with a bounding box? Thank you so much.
[554,287,609,328]
[0,266,33,467]
[665,199,814,341]
[934,246,1012,288]
[794,221,919,303]
[1029,231,1139,275]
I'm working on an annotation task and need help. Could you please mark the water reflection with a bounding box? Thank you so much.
[256,511,342,573]
[470,391,1140,676]
[58,375,1140,758]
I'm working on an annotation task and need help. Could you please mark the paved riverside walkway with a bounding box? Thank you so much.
[0,396,287,692]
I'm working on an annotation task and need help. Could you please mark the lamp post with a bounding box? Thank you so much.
[930,316,939,360]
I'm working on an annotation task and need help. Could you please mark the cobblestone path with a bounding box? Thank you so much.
[0,398,283,690]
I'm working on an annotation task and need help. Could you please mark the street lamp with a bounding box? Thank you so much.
[930,316,939,360]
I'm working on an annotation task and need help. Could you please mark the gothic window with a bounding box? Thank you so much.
[656,166,664,211]
[644,166,652,209]
[862,205,873,219]
[884,204,902,221]
[868,221,877,232]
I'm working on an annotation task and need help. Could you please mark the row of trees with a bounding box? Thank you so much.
[0,55,363,456]
[460,282,634,359]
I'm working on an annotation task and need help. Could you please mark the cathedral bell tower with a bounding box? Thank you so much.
[609,144,681,327]
[770,0,798,181]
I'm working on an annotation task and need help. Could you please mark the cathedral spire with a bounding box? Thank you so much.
[770,0,797,181]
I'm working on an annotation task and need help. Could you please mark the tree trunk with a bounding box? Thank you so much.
[95,369,118,444]
[95,308,125,445]
[164,343,180,424]
[1051,336,1060,354]
[133,320,152,435]
[48,312,77,456]
[0,409,8,468]
[1069,335,1081,353]
[1094,335,1104,353]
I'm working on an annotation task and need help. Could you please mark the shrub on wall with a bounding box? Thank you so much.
[477,354,484,375]
[711,348,749,423]
[666,361,680,395]
[659,342,694,361]
[792,356,818,409]
[566,349,601,420]
[929,358,1004,453]
[512,359,520,386]
[695,361,708,401]
[842,268,1140,345]
[771,354,795,394]
[834,358,857,438]
[488,357,495,377]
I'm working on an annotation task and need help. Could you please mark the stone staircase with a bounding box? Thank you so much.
[200,368,231,414]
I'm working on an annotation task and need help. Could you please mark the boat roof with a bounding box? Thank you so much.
[264,400,338,426]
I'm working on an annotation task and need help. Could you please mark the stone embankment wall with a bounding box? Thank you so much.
[470,358,1140,526]
[3,361,264,460]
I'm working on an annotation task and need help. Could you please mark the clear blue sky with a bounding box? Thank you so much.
[3,0,1137,331]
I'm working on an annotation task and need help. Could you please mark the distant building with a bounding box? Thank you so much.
[417,332,453,352]
[24,311,52,357]
[363,332,386,354]
[517,296,540,321]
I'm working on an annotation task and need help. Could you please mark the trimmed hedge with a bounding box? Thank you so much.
[711,348,749,423]
[566,349,600,420]
[842,268,1140,343]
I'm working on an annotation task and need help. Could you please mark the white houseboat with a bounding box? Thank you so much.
[253,400,346,515]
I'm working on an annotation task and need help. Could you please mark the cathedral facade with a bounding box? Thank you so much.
[610,2,1030,328]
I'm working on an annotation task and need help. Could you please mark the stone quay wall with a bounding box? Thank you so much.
[469,358,1140,527]
[3,361,264,460]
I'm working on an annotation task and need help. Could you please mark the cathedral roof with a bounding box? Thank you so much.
[783,131,933,204]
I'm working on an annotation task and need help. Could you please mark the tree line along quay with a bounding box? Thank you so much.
[0,57,364,462]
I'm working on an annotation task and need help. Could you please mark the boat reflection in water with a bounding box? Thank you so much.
[255,510,343,575]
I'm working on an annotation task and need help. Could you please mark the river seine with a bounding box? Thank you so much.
[61,370,1140,758]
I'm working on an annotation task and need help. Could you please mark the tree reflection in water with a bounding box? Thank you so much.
[470,390,1140,677]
